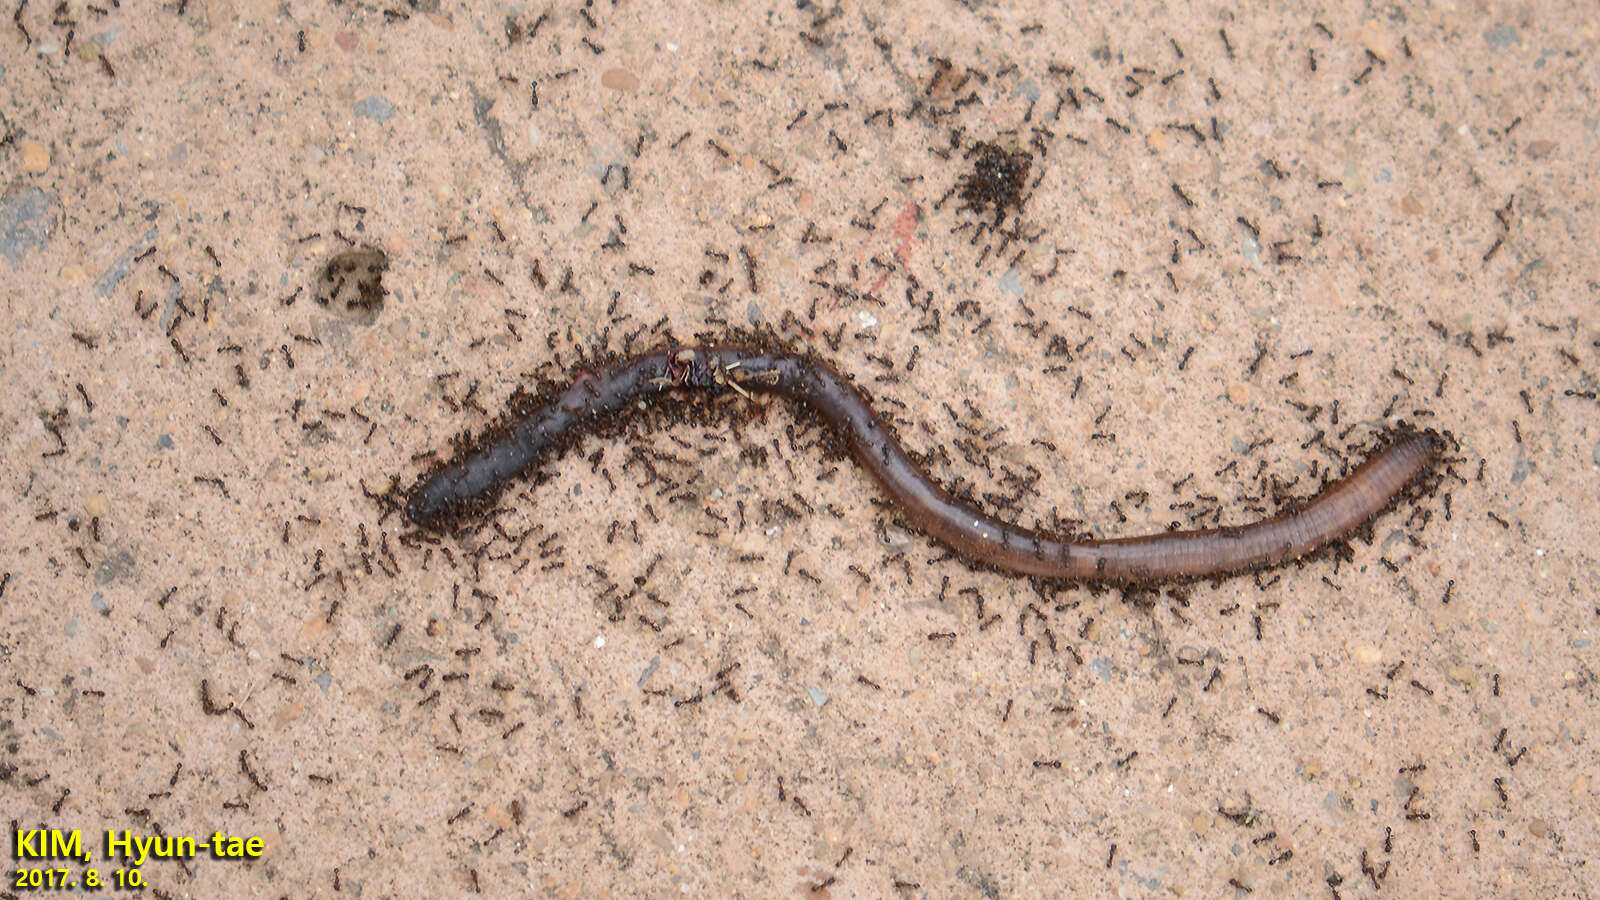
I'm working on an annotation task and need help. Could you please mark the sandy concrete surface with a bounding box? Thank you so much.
[3,1,1596,897]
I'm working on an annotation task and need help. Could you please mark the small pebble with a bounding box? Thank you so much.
[601,67,639,92]
[21,140,50,174]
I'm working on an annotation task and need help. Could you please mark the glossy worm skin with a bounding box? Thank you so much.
[407,344,1438,584]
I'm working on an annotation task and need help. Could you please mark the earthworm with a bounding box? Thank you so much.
[406,344,1438,584]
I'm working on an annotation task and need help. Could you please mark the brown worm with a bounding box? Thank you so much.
[406,344,1439,584]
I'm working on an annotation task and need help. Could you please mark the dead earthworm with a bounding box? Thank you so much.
[405,344,1439,584]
